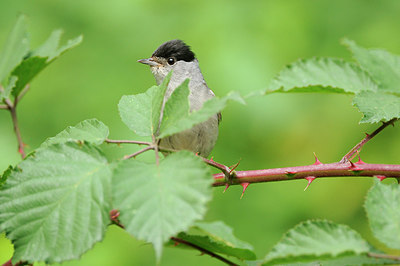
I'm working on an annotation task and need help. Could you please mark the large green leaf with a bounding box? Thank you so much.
[158,91,245,138]
[41,118,109,148]
[268,57,377,94]
[365,179,400,250]
[118,72,171,136]
[112,151,212,259]
[263,220,370,265]
[170,221,256,260]
[353,91,400,123]
[0,142,112,263]
[0,15,29,85]
[11,30,82,97]
[343,39,400,94]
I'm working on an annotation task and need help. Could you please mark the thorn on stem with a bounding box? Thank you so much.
[223,184,229,193]
[375,175,386,182]
[286,171,296,178]
[229,159,241,173]
[313,152,322,165]
[355,152,365,164]
[174,241,179,247]
[304,176,316,191]
[240,183,249,199]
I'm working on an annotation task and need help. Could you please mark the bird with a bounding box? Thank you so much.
[138,39,220,157]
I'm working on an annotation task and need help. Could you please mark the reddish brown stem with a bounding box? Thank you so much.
[340,118,398,163]
[213,161,400,186]
[170,237,238,266]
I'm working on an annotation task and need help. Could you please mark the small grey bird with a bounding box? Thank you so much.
[138,39,220,157]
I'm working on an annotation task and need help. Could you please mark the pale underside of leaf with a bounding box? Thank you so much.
[0,142,112,263]
[112,151,212,260]
[365,180,400,250]
[0,15,30,85]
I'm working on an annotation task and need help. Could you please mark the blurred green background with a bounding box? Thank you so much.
[1,0,400,265]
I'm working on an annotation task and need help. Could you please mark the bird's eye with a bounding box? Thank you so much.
[167,57,175,65]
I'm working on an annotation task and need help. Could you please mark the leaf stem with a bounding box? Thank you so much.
[152,135,160,165]
[1,85,26,159]
[123,146,153,159]
[340,118,398,163]
[16,84,30,103]
[170,237,238,266]
[213,161,400,186]
[105,138,151,145]
[367,252,400,261]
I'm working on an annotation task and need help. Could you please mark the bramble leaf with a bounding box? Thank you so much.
[170,221,256,260]
[365,179,400,249]
[263,220,369,265]
[0,15,29,86]
[343,38,400,94]
[268,57,377,94]
[41,118,109,148]
[11,30,82,97]
[158,91,245,138]
[353,91,400,123]
[0,142,112,263]
[118,72,172,136]
[112,151,212,260]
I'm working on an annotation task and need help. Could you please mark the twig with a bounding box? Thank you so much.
[368,252,400,261]
[213,161,400,187]
[124,146,153,159]
[340,118,398,163]
[170,237,238,266]
[201,157,237,183]
[152,135,160,165]
[105,138,151,145]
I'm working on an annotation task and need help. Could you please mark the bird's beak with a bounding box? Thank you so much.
[137,58,159,66]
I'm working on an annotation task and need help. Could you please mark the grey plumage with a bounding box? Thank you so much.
[138,40,219,157]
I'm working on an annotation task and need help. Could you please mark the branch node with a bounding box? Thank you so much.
[304,176,316,191]
[223,184,230,193]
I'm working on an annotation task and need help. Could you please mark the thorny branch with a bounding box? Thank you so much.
[340,118,398,163]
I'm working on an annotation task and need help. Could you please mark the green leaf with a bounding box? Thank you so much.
[158,91,245,138]
[0,15,29,85]
[41,118,109,148]
[171,221,256,260]
[0,166,13,189]
[118,72,172,136]
[11,31,82,97]
[0,75,17,101]
[159,79,190,134]
[263,220,370,265]
[353,91,400,123]
[112,151,212,260]
[343,39,400,93]
[268,57,377,94]
[365,179,400,249]
[0,142,112,263]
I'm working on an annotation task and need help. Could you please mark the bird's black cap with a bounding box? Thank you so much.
[152,39,195,62]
